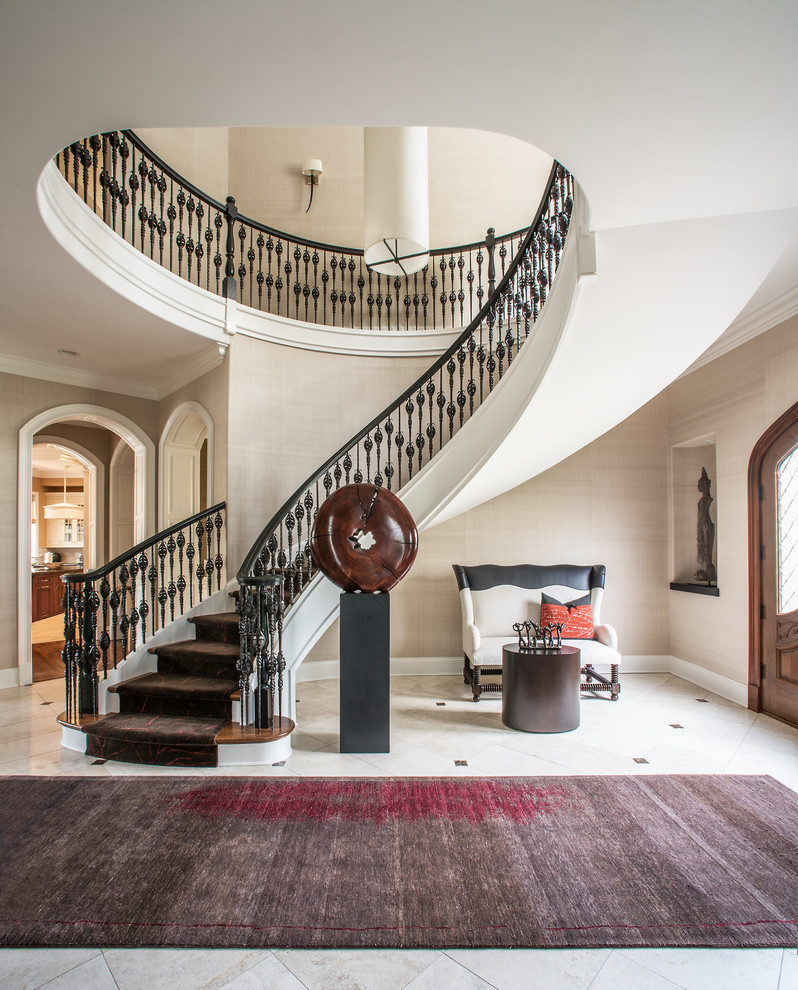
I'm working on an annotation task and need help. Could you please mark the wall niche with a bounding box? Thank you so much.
[670,434,719,596]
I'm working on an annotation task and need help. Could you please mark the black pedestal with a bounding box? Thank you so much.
[339,592,390,753]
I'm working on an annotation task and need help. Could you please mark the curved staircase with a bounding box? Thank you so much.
[59,157,578,767]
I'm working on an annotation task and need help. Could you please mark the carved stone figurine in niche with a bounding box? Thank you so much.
[696,466,717,584]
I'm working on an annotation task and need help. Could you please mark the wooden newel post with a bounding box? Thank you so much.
[222,195,238,300]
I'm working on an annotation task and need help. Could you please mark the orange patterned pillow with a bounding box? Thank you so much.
[539,593,594,639]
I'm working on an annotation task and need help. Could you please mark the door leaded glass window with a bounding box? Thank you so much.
[777,445,798,612]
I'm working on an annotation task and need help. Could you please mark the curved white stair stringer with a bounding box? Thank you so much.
[278,199,585,719]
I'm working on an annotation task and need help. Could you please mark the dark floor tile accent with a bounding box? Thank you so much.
[273,761,286,767]
[91,759,107,765]
[670,724,684,729]
[455,760,468,766]
[697,698,710,703]
[40,701,53,706]
[436,702,446,707]
[633,757,649,764]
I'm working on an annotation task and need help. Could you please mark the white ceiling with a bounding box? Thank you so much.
[31,444,87,480]
[1,0,797,393]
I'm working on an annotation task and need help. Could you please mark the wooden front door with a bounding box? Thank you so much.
[751,404,798,727]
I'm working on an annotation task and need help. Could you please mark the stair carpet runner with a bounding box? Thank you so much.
[83,612,240,767]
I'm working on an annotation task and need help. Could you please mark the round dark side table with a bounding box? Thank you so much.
[501,644,581,733]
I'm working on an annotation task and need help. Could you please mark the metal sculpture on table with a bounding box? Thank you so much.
[513,620,564,651]
[310,484,418,753]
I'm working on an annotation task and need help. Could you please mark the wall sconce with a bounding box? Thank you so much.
[302,159,323,213]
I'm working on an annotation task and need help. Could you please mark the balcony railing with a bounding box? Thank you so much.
[57,131,529,333]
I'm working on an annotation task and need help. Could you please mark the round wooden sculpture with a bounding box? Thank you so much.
[310,483,418,593]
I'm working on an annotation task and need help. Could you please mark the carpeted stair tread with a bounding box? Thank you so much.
[150,639,239,659]
[83,713,226,767]
[188,612,240,644]
[149,639,239,679]
[109,672,238,701]
[84,712,226,744]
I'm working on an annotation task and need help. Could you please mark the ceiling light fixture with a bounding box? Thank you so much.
[43,466,84,520]
[301,159,323,213]
[364,127,429,277]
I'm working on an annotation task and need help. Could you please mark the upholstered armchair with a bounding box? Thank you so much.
[452,563,621,702]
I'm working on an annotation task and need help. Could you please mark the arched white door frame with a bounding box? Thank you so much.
[33,435,105,572]
[158,401,214,529]
[18,405,155,686]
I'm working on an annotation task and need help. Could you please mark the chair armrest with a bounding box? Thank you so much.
[594,623,618,651]
[465,622,481,655]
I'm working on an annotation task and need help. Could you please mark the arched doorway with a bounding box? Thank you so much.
[159,402,214,529]
[32,436,104,571]
[18,405,155,685]
[749,399,798,727]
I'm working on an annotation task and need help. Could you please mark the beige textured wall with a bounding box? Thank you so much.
[666,313,798,685]
[134,127,230,205]
[135,126,553,249]
[0,373,161,674]
[308,391,671,663]
[225,334,433,572]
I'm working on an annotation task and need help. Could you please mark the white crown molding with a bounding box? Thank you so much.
[152,343,228,400]
[684,284,798,376]
[0,342,227,400]
[0,351,161,399]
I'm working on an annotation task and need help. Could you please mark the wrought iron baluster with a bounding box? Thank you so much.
[158,539,168,628]
[426,378,436,458]
[128,555,140,654]
[446,356,457,438]
[275,238,283,314]
[109,572,120,670]
[384,416,394,491]
[415,386,425,473]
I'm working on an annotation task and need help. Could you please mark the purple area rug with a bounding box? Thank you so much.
[0,775,796,949]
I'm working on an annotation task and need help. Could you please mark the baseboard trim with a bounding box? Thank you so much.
[296,656,464,683]
[295,653,748,706]
[666,655,748,707]
[0,667,19,690]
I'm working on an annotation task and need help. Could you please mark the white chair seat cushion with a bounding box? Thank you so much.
[472,636,621,669]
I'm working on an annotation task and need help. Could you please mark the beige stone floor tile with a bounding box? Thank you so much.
[274,948,439,990]
[0,948,102,990]
[446,947,611,990]
[39,952,118,989]
[402,953,495,990]
[104,947,275,990]
[220,952,308,989]
[615,948,785,990]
